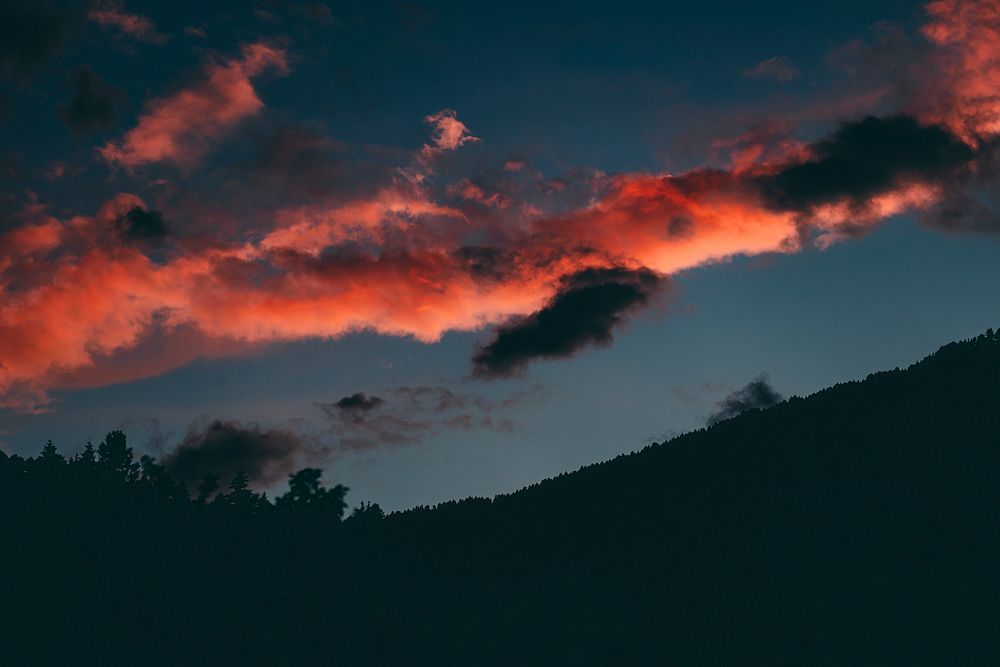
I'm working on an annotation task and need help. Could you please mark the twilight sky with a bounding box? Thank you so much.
[2,0,1000,509]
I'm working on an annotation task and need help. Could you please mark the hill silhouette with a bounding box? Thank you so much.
[3,329,1000,665]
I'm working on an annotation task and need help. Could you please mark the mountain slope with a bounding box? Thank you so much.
[370,329,1000,664]
[3,330,1000,665]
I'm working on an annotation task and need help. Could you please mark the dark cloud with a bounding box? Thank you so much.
[162,420,319,489]
[185,123,393,230]
[59,67,123,137]
[317,384,538,450]
[253,126,344,199]
[119,206,169,242]
[0,3,78,77]
[707,374,783,426]
[826,21,917,80]
[390,386,490,413]
[333,392,384,413]
[472,267,664,377]
[920,139,1000,234]
[755,114,974,213]
[924,189,1000,234]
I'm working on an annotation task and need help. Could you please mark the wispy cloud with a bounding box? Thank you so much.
[316,384,541,450]
[707,374,783,425]
[88,1,166,44]
[98,43,287,168]
[742,56,800,82]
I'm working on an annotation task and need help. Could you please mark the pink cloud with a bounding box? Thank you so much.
[919,0,1000,142]
[420,109,479,161]
[447,179,511,208]
[88,1,167,44]
[0,140,943,411]
[742,56,800,82]
[3,1,998,410]
[98,43,288,169]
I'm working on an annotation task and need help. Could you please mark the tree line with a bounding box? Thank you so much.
[2,328,999,665]
[1,429,384,522]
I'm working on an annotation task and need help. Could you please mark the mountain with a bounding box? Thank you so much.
[3,330,1000,665]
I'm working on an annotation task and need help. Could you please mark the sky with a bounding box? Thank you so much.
[2,0,1000,510]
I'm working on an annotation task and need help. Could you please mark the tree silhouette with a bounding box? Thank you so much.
[78,441,96,467]
[349,501,385,526]
[277,467,348,518]
[196,473,220,505]
[222,470,266,513]
[3,328,1000,665]
[97,430,139,481]
[140,455,186,501]
[38,439,64,465]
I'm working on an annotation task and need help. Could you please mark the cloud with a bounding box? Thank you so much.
[59,67,123,137]
[164,122,395,236]
[707,374,783,425]
[920,138,1000,233]
[827,21,917,81]
[755,114,974,213]
[0,105,967,409]
[8,1,1000,410]
[118,206,169,242]
[0,2,78,77]
[333,392,384,413]
[918,0,1000,142]
[43,162,66,180]
[161,419,320,489]
[87,1,166,44]
[317,385,534,450]
[241,124,389,204]
[448,178,511,208]
[742,56,800,82]
[472,268,665,377]
[424,109,479,151]
[709,120,804,173]
[416,108,480,168]
[98,43,288,168]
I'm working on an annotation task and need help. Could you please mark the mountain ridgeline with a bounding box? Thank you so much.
[3,330,1000,665]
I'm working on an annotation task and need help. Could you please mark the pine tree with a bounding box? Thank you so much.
[98,430,139,481]
[39,439,64,464]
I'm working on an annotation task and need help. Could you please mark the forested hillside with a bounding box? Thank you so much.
[3,330,1000,665]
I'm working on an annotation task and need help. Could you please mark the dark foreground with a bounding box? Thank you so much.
[3,330,1000,665]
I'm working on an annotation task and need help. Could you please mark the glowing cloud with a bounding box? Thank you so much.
[920,0,1000,142]
[98,43,288,168]
[424,108,479,152]
[2,0,998,409]
[88,1,166,44]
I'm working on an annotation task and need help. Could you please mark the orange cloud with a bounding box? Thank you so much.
[88,1,166,44]
[537,171,800,274]
[423,108,479,152]
[920,0,1000,142]
[447,179,511,208]
[98,43,287,168]
[0,120,977,411]
[0,160,860,410]
[1,1,995,410]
